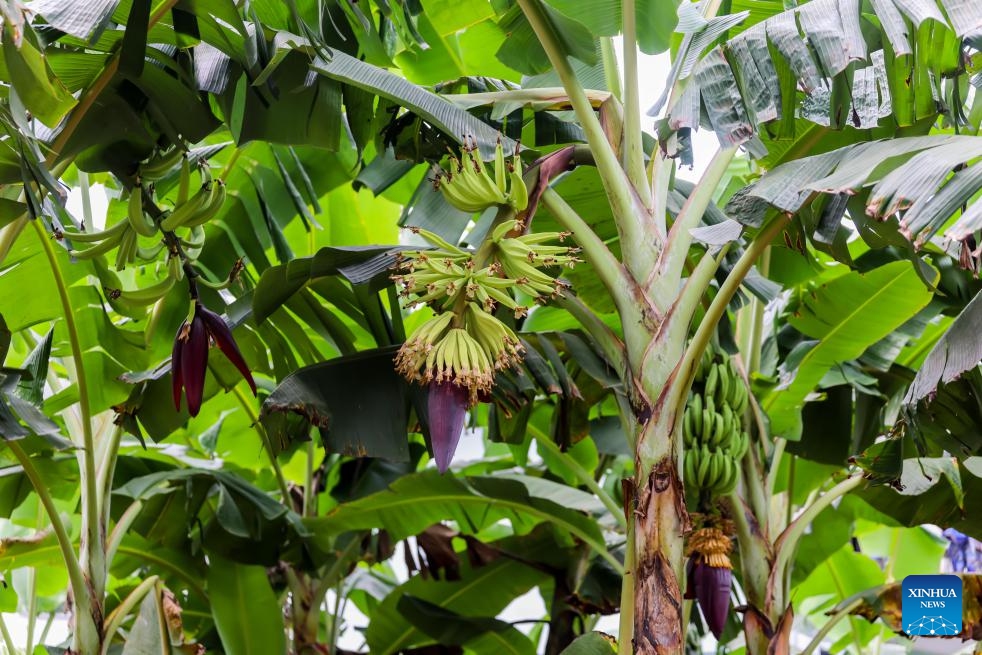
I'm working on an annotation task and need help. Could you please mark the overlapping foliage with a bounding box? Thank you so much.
[0,0,980,653]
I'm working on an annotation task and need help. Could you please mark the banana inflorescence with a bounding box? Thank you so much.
[392,218,580,403]
[683,350,751,497]
[432,137,528,214]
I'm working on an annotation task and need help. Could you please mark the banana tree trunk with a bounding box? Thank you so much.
[631,412,688,655]
[623,306,693,655]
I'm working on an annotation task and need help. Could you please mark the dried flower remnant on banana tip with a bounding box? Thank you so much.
[172,302,256,417]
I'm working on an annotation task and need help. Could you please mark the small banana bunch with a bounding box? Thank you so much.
[489,219,580,303]
[64,186,163,271]
[138,146,184,181]
[394,228,516,315]
[159,178,226,232]
[683,352,750,497]
[394,303,524,401]
[433,137,528,214]
[394,221,580,319]
[94,257,177,317]
[393,225,549,402]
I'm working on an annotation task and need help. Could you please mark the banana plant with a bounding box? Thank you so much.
[1,0,982,654]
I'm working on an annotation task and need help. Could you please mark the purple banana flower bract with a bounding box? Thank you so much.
[172,302,257,417]
[687,556,732,639]
[427,381,469,473]
[197,305,257,396]
[180,314,208,417]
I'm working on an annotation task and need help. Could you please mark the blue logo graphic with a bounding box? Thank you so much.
[902,575,962,636]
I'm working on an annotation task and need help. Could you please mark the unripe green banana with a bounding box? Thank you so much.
[494,142,507,195]
[698,348,714,382]
[710,411,727,449]
[177,156,191,205]
[116,274,177,306]
[127,186,158,237]
[684,450,698,487]
[715,454,738,495]
[168,254,185,281]
[683,407,696,447]
[139,147,183,180]
[719,405,735,448]
[70,227,125,259]
[160,184,210,231]
[715,363,730,407]
[703,410,716,447]
[708,452,724,492]
[508,170,528,211]
[705,363,719,401]
[115,225,137,271]
[697,445,712,487]
[182,225,206,261]
[408,227,469,254]
[184,179,226,227]
[63,219,127,244]
[690,393,703,435]
[136,242,165,261]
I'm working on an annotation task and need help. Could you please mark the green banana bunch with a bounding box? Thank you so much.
[127,186,158,237]
[138,147,184,181]
[395,227,522,317]
[160,180,226,231]
[488,219,581,302]
[394,302,524,403]
[93,257,176,318]
[682,348,754,498]
[64,220,128,259]
[433,137,528,214]
[684,445,739,496]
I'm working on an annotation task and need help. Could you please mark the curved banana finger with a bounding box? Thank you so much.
[127,186,158,237]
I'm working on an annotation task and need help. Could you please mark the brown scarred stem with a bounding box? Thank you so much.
[633,447,688,654]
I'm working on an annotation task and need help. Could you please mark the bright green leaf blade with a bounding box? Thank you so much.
[636,0,680,54]
[560,632,618,654]
[367,559,546,654]
[2,31,77,127]
[764,261,936,439]
[306,470,617,570]
[207,558,287,655]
